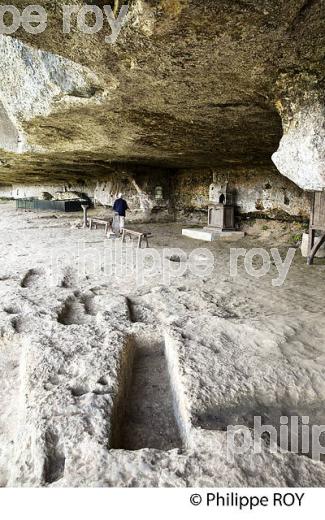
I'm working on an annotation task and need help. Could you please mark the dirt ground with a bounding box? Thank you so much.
[0,201,325,487]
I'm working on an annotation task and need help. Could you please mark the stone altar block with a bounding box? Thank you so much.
[204,202,235,232]
[182,176,244,242]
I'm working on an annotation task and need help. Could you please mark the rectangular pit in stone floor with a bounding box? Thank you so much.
[115,337,182,451]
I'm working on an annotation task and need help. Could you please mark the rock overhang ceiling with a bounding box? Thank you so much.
[0,0,323,188]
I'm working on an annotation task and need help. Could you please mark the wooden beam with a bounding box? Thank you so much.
[307,232,325,266]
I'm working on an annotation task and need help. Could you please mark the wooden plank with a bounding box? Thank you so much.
[313,191,325,228]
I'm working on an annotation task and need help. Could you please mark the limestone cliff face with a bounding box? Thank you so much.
[172,167,311,223]
[0,164,310,223]
[0,33,107,154]
[0,0,324,190]
[272,73,325,190]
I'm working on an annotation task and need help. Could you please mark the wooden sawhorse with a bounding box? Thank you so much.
[89,217,112,235]
[122,229,152,248]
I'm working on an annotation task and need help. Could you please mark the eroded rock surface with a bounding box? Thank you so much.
[0,0,323,189]
[272,73,325,190]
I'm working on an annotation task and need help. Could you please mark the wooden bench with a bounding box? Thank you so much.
[122,228,152,248]
[89,217,112,234]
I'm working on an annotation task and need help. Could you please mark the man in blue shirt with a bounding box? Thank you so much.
[113,193,129,233]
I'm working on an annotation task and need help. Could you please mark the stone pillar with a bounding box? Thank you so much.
[81,204,89,228]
